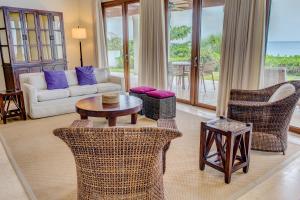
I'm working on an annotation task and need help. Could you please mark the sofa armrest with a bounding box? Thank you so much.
[23,83,38,104]
[22,83,38,115]
[109,75,125,92]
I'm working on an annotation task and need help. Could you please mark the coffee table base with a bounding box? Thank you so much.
[80,113,138,127]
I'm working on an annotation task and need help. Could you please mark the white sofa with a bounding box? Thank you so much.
[19,68,125,119]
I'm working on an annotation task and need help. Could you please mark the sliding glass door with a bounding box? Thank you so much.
[103,0,140,91]
[264,0,300,129]
[166,0,224,107]
[167,0,193,101]
[104,6,125,79]
[127,3,140,88]
[197,0,224,107]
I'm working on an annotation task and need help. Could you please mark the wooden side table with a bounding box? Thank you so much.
[199,116,252,184]
[0,90,26,124]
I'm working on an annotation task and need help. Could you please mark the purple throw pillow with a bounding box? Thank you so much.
[75,66,97,85]
[44,70,69,90]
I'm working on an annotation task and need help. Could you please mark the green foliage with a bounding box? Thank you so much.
[265,55,300,69]
[169,42,192,62]
[115,40,135,69]
[169,26,222,71]
[200,35,222,68]
[107,37,122,51]
[170,25,192,41]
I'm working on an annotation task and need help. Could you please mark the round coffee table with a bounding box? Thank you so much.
[76,95,143,127]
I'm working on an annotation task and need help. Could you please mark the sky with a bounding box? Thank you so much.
[268,0,300,42]
[106,0,300,56]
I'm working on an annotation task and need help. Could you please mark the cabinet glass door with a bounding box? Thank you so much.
[0,9,10,64]
[24,12,39,62]
[52,15,64,60]
[39,14,52,61]
[9,11,26,63]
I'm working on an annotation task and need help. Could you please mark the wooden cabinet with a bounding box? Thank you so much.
[0,6,67,90]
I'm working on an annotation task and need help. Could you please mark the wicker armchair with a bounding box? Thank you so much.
[157,119,178,173]
[54,126,181,200]
[228,81,300,154]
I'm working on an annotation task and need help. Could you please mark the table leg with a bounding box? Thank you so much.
[243,130,252,173]
[108,117,117,127]
[80,114,88,120]
[225,134,234,184]
[0,96,6,124]
[131,113,138,124]
[199,122,207,170]
[19,92,27,120]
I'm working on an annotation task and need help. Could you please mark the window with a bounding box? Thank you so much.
[264,0,300,128]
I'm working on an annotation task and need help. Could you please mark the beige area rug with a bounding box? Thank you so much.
[1,111,300,200]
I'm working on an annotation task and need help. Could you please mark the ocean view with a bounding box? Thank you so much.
[267,41,300,56]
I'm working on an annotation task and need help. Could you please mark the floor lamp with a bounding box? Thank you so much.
[72,27,87,66]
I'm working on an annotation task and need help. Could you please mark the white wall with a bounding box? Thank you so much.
[0,0,82,90]
[78,0,97,67]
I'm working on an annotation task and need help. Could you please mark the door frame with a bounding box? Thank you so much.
[102,0,139,91]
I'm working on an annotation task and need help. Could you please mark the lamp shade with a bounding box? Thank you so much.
[72,27,87,39]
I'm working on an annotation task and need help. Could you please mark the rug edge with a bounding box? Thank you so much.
[0,133,37,200]
[231,148,300,199]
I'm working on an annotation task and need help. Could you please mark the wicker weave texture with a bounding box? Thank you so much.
[70,120,93,128]
[129,92,147,115]
[157,119,178,173]
[144,96,176,120]
[54,127,181,200]
[228,81,300,153]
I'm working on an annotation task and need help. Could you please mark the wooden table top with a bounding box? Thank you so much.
[76,95,143,118]
[203,117,252,135]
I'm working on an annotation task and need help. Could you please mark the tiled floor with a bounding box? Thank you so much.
[0,140,29,200]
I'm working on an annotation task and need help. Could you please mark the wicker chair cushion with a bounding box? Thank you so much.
[268,83,295,102]
[130,86,156,94]
[146,90,175,99]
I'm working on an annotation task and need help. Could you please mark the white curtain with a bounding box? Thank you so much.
[217,0,267,116]
[95,0,108,68]
[138,0,167,89]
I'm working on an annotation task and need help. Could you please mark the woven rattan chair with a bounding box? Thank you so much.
[157,119,178,173]
[227,81,300,154]
[54,126,181,200]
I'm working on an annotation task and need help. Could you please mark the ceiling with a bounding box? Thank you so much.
[104,0,225,18]
[171,0,225,11]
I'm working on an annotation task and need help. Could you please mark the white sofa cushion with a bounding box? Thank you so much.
[269,83,295,103]
[65,70,78,86]
[28,73,47,90]
[94,68,109,83]
[96,83,122,93]
[68,85,97,97]
[37,89,70,102]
